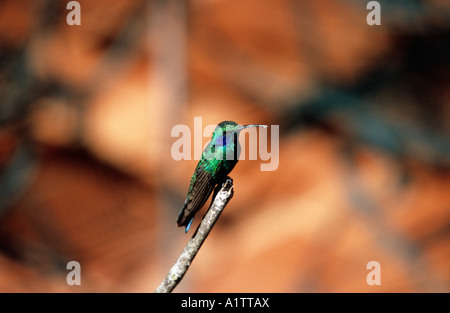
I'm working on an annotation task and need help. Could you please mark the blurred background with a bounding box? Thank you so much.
[0,0,449,292]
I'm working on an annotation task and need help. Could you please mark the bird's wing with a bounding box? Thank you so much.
[177,165,215,228]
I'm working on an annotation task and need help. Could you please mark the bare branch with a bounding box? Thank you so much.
[155,177,234,293]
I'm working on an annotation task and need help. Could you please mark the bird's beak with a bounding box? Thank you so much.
[241,124,268,130]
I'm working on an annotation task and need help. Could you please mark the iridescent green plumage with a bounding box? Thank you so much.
[177,121,267,232]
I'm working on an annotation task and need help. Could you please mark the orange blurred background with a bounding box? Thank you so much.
[0,0,449,292]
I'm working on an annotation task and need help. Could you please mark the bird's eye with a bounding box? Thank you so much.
[215,135,227,146]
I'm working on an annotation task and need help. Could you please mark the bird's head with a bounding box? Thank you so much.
[211,121,267,148]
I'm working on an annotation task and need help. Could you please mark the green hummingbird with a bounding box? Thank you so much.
[177,121,268,232]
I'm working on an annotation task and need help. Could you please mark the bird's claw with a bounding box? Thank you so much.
[221,176,234,197]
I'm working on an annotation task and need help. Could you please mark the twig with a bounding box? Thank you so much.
[155,177,234,293]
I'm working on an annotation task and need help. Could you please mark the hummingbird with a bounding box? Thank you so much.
[177,121,268,232]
